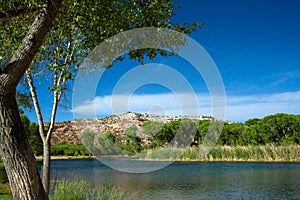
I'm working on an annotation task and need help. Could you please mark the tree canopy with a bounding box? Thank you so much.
[0,0,202,199]
[0,0,201,69]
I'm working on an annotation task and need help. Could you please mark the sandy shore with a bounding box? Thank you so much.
[34,155,300,162]
[35,155,95,161]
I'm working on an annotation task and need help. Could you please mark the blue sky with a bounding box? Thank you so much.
[25,0,300,122]
[181,0,300,95]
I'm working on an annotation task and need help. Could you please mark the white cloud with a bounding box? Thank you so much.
[71,93,208,119]
[225,91,300,121]
[71,90,300,122]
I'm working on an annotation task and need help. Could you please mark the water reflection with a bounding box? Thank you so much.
[45,160,300,200]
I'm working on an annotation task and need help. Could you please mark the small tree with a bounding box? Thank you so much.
[195,120,210,144]
[155,120,180,145]
[97,132,120,155]
[81,130,95,154]
[171,119,197,148]
[28,122,43,155]
[124,126,141,153]
[24,32,84,194]
[142,121,165,136]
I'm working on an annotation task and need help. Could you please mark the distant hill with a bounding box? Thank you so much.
[48,112,214,145]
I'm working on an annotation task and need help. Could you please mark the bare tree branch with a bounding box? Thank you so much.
[25,70,46,142]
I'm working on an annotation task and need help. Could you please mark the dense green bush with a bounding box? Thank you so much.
[146,113,300,148]
[20,110,43,155]
[95,132,122,155]
[51,142,89,156]
[123,126,141,153]
[81,130,95,152]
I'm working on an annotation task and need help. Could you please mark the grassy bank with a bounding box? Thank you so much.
[137,145,300,162]
[0,178,130,200]
[0,180,131,200]
[50,180,130,200]
[34,145,300,162]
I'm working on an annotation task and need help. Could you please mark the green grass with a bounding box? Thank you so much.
[0,182,10,195]
[184,145,300,161]
[0,179,131,200]
[0,161,10,196]
[50,180,131,200]
[0,194,12,200]
[138,145,300,162]
[138,148,185,160]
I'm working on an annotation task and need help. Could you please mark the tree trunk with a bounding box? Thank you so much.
[0,89,48,200]
[26,70,56,195]
[42,139,51,196]
[0,0,62,198]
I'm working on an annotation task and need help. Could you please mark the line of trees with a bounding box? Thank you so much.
[77,113,300,155]
[21,112,300,157]
[219,113,300,146]
[125,113,300,152]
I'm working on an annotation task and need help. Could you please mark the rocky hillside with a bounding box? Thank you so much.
[48,112,214,145]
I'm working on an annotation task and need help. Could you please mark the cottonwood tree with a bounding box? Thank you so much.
[0,0,201,199]
[25,32,84,195]
[0,1,62,199]
[24,1,202,196]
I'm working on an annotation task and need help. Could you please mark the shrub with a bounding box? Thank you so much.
[51,143,89,156]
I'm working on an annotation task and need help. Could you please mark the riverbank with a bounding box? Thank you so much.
[36,145,300,162]
[35,155,95,161]
[138,145,300,162]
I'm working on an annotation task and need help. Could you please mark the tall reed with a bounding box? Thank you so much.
[182,145,300,161]
[138,145,300,162]
[51,180,131,200]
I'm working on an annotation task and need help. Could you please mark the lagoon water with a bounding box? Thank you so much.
[46,159,300,200]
